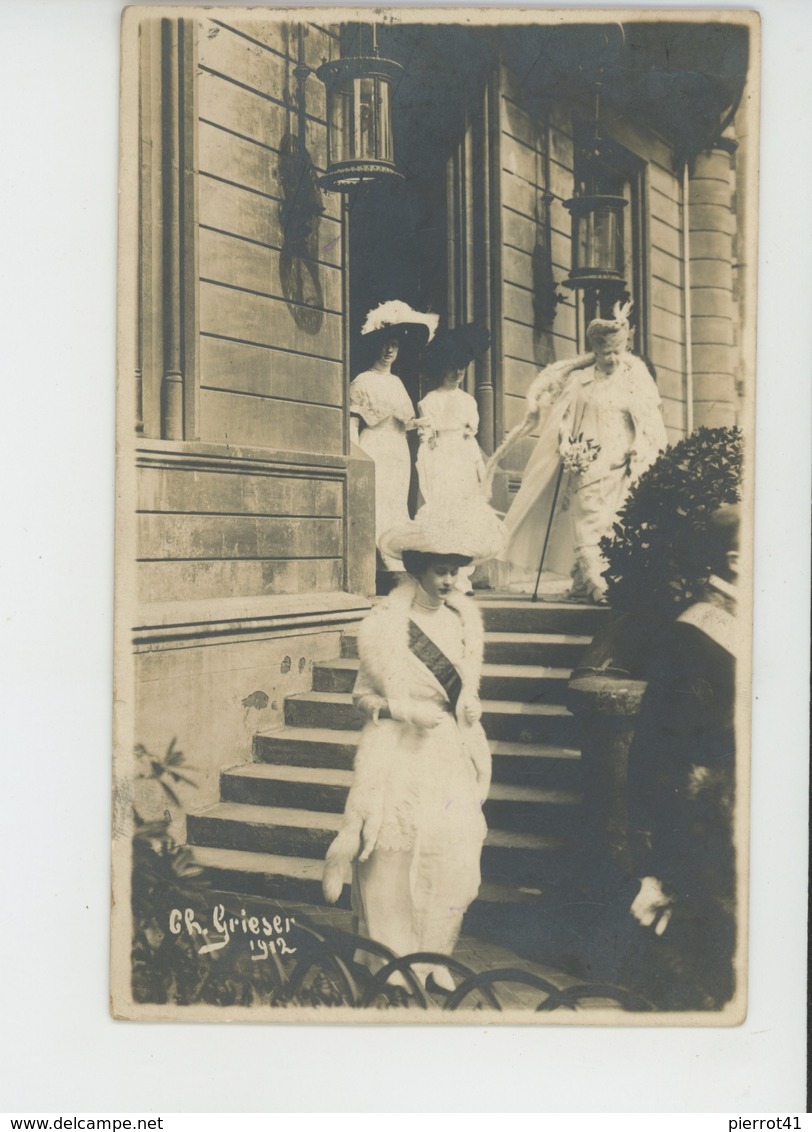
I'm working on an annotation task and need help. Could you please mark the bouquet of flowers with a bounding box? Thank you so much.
[415,417,438,447]
[560,432,601,475]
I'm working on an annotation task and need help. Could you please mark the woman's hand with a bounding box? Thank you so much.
[358,810,383,863]
[459,694,482,725]
[468,743,492,802]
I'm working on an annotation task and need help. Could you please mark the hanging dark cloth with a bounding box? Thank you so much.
[408,619,463,713]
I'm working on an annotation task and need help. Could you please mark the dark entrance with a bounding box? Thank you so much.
[344,23,497,545]
[345,21,479,407]
[347,164,449,524]
[347,172,448,410]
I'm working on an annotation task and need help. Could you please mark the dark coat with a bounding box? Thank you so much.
[627,603,737,1009]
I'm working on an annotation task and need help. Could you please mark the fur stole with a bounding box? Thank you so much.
[356,575,484,718]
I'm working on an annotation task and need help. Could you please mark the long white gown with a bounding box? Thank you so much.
[416,387,486,505]
[500,355,667,598]
[346,584,489,985]
[349,369,416,572]
[416,387,487,592]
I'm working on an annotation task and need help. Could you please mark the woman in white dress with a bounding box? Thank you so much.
[322,501,504,994]
[487,303,667,603]
[415,324,491,593]
[415,323,491,506]
[349,301,439,573]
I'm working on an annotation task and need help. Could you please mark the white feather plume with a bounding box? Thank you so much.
[360,300,440,342]
[612,299,634,326]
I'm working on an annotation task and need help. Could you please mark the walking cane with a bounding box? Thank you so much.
[531,462,565,603]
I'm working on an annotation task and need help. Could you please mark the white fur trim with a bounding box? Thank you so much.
[358,577,484,715]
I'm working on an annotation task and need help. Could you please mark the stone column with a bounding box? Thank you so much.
[160,18,185,440]
[135,17,198,442]
[688,129,739,429]
[346,447,376,598]
[474,81,495,454]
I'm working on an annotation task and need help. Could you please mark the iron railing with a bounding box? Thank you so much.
[274,916,654,1012]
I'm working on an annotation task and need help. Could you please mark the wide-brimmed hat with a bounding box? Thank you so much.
[379,499,505,565]
[360,300,440,349]
[423,323,491,378]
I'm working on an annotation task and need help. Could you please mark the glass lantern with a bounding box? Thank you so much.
[316,56,404,191]
[563,194,628,289]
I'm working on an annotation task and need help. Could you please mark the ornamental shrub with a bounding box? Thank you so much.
[600,425,743,618]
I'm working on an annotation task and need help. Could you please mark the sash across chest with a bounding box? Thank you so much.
[407,618,463,713]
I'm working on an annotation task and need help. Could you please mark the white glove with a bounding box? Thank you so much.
[630,876,674,936]
[458,693,482,725]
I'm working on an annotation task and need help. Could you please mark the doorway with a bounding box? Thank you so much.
[348,172,448,409]
[348,171,448,521]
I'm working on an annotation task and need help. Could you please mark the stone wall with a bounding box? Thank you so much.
[689,134,739,428]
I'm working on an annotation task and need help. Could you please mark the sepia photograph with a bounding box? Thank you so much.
[111,5,759,1023]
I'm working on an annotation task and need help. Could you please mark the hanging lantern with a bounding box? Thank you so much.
[563,73,628,296]
[563,193,628,289]
[316,52,404,192]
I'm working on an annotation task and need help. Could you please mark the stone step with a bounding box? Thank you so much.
[478,599,610,635]
[186,802,568,885]
[313,656,572,703]
[254,727,582,789]
[340,628,593,667]
[284,692,578,745]
[188,845,555,910]
[220,762,580,834]
[482,631,593,667]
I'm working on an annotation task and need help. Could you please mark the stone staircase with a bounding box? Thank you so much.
[187,597,610,912]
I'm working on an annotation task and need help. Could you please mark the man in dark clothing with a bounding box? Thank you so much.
[627,504,740,1010]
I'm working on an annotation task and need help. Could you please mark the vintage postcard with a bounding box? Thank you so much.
[111,5,759,1023]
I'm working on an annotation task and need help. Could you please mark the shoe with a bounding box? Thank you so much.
[425,967,456,995]
[385,970,411,992]
[561,588,591,605]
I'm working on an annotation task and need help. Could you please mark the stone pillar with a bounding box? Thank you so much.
[137,17,198,442]
[346,445,376,598]
[474,81,496,455]
[160,18,185,440]
[688,129,739,429]
[567,675,647,884]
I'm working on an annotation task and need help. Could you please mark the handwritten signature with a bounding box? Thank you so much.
[169,904,298,959]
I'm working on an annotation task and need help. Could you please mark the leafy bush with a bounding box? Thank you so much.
[130,741,359,1007]
[130,740,210,1004]
[600,426,743,618]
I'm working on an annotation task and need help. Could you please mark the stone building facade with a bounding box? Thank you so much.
[119,13,752,820]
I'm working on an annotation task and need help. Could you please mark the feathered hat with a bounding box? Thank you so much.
[360,300,440,348]
[423,322,491,379]
[586,300,633,347]
[379,499,505,565]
